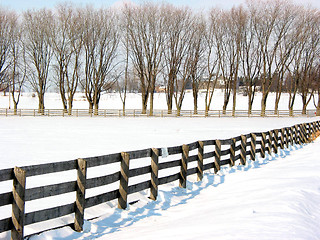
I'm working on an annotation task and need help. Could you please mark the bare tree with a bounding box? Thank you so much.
[214,9,241,114]
[8,12,27,114]
[248,0,286,116]
[312,65,320,116]
[190,16,206,114]
[0,8,15,92]
[203,8,221,114]
[23,9,53,113]
[272,3,297,114]
[285,7,320,115]
[240,6,261,114]
[124,3,166,115]
[51,4,83,115]
[162,6,193,114]
[81,7,119,113]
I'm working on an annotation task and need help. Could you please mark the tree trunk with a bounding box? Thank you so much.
[149,91,154,116]
[13,101,18,115]
[38,94,45,114]
[89,102,94,114]
[261,93,267,117]
[247,91,252,115]
[68,98,73,116]
[193,92,198,115]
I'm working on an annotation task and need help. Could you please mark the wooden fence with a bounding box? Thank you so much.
[0,120,319,239]
[0,108,317,117]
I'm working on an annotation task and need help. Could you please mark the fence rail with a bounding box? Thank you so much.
[0,108,317,117]
[0,120,319,239]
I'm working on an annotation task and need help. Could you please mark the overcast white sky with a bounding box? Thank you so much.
[1,0,320,11]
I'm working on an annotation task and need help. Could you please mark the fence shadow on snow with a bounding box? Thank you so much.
[0,120,319,239]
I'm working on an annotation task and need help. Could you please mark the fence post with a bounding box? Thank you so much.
[250,133,256,161]
[214,140,221,173]
[267,131,272,155]
[299,124,306,144]
[74,158,87,232]
[240,135,247,165]
[272,130,278,154]
[279,128,285,149]
[180,144,189,188]
[118,152,130,209]
[197,141,204,181]
[230,138,236,166]
[289,126,294,145]
[261,132,266,158]
[150,148,159,201]
[302,123,308,143]
[294,125,300,144]
[284,127,289,148]
[12,167,26,240]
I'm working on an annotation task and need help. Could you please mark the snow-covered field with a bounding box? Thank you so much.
[0,91,317,111]
[0,92,319,240]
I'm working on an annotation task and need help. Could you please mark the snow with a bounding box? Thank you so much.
[0,91,317,111]
[0,92,319,239]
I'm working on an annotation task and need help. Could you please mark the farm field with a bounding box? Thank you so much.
[0,92,319,239]
[0,91,317,111]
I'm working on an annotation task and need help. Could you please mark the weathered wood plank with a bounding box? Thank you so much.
[127,148,151,160]
[86,172,120,189]
[197,141,204,181]
[85,190,119,208]
[179,145,189,188]
[203,151,215,159]
[86,153,121,168]
[159,159,181,170]
[221,149,230,156]
[74,158,87,232]
[167,145,182,155]
[0,168,13,182]
[150,148,159,201]
[26,181,77,201]
[22,160,77,177]
[0,217,12,233]
[159,173,180,185]
[220,139,232,145]
[202,140,215,146]
[12,167,26,240]
[129,166,151,178]
[234,136,242,141]
[118,152,130,210]
[187,141,199,151]
[235,145,241,152]
[187,167,198,176]
[25,203,75,225]
[128,180,151,195]
[188,155,198,163]
[0,192,12,207]
[203,162,215,171]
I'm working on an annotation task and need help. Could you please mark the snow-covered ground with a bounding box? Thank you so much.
[0,92,319,239]
[0,91,317,111]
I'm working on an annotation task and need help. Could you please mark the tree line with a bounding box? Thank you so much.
[0,0,319,116]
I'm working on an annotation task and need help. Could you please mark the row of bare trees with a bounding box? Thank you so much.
[0,0,319,115]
